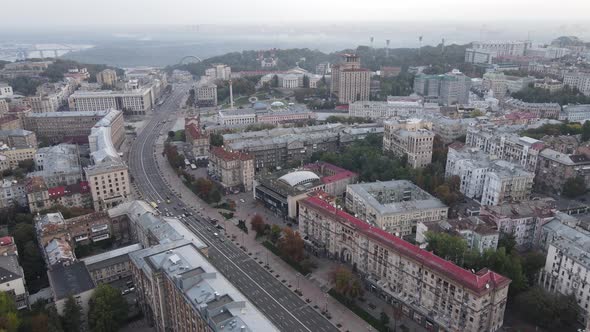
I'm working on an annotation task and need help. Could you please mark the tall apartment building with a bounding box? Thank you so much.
[195,80,217,107]
[330,54,371,104]
[563,72,590,96]
[85,111,130,211]
[208,147,254,193]
[465,126,544,172]
[300,196,510,332]
[482,72,508,99]
[68,88,153,115]
[479,160,535,206]
[538,220,590,325]
[96,69,118,87]
[24,110,124,144]
[383,118,434,168]
[345,180,448,236]
[205,64,231,80]
[446,144,535,206]
[413,70,471,106]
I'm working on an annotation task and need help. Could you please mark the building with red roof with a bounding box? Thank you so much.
[299,196,510,332]
[302,162,358,196]
[0,236,18,256]
[185,114,209,160]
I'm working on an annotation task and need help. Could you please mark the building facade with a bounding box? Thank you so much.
[383,119,434,169]
[465,126,544,172]
[413,70,471,106]
[208,147,255,193]
[345,180,448,236]
[300,196,510,332]
[330,54,371,104]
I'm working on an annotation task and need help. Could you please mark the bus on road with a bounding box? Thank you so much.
[150,202,158,209]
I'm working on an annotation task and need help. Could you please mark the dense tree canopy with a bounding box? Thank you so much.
[62,295,82,332]
[88,284,128,332]
[0,292,20,332]
[511,84,590,105]
[514,287,577,330]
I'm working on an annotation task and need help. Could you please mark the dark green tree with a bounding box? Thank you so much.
[582,120,590,142]
[62,295,82,332]
[302,75,310,88]
[0,292,20,332]
[48,306,65,332]
[379,311,390,327]
[88,284,128,332]
[425,232,468,264]
[563,176,586,198]
[210,133,224,147]
[514,287,577,330]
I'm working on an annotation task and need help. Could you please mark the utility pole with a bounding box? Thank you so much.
[418,36,423,57]
[229,79,234,110]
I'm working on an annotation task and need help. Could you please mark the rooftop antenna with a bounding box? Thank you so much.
[386,39,390,57]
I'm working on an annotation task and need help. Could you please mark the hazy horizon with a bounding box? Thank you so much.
[3,0,590,26]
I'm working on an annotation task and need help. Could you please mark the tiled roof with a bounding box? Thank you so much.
[302,196,510,295]
[210,146,253,161]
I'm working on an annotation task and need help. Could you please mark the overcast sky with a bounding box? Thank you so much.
[4,0,590,26]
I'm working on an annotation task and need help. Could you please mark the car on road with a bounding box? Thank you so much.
[239,199,245,203]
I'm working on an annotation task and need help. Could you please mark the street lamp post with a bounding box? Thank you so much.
[324,293,328,313]
[296,273,300,292]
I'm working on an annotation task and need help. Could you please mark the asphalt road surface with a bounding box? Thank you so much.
[128,84,339,332]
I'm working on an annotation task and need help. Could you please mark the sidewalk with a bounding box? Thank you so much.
[154,140,376,332]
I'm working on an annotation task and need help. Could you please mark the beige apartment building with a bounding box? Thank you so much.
[68,89,153,115]
[0,147,36,168]
[383,118,434,169]
[208,147,254,192]
[86,163,130,211]
[96,69,118,87]
[300,196,510,332]
[331,54,371,104]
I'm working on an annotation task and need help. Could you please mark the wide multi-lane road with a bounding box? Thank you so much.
[128,84,339,332]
